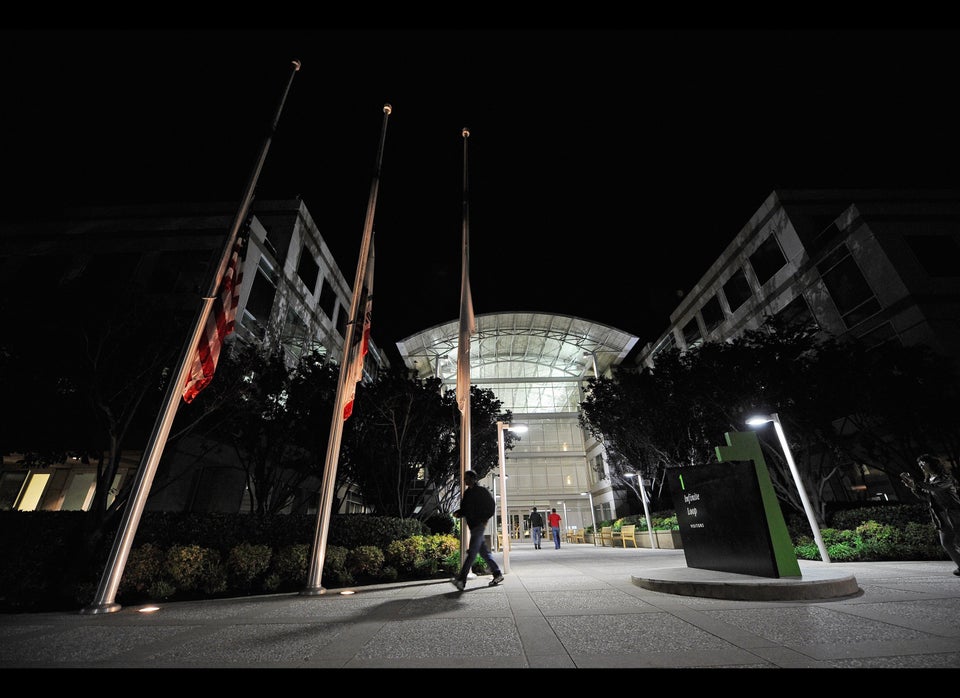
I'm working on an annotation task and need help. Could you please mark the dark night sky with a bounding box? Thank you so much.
[3,25,958,362]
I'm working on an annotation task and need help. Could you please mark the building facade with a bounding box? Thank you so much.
[397,312,638,539]
[635,188,960,502]
[0,199,386,514]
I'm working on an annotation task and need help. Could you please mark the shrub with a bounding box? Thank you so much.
[265,543,310,592]
[346,545,386,580]
[119,543,165,601]
[226,542,272,593]
[423,513,456,535]
[164,544,226,596]
[385,537,426,575]
[322,545,353,587]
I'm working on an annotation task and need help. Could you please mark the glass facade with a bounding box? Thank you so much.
[397,312,638,537]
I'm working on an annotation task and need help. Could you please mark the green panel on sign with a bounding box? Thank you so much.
[715,431,801,577]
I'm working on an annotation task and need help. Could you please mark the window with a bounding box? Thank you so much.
[818,244,880,329]
[700,295,724,332]
[318,279,337,320]
[722,268,752,313]
[242,269,278,339]
[858,322,900,350]
[905,235,960,277]
[282,309,310,360]
[296,245,320,292]
[749,235,788,285]
[776,294,817,330]
[682,317,702,348]
[335,304,348,337]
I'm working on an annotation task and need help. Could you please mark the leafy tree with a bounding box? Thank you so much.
[339,366,514,518]
[580,316,960,523]
[175,341,340,516]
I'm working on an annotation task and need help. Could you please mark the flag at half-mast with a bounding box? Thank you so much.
[343,239,375,420]
[182,232,246,404]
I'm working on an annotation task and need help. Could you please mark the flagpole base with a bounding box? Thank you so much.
[300,586,328,596]
[80,602,122,615]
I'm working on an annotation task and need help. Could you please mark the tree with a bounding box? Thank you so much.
[580,316,960,522]
[339,366,514,518]
[175,341,340,516]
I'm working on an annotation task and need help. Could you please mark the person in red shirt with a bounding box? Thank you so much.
[547,508,562,549]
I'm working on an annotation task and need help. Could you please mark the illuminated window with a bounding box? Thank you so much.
[16,473,50,511]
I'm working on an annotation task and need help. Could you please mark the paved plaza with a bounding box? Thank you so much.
[2,543,959,676]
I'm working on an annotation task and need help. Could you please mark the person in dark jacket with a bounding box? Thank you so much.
[529,506,544,549]
[451,470,504,591]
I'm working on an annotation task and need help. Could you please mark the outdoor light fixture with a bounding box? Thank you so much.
[581,491,598,546]
[496,422,527,573]
[746,412,831,563]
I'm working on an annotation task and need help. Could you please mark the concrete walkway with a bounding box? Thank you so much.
[2,543,959,674]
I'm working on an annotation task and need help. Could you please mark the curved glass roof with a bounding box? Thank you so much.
[397,311,639,387]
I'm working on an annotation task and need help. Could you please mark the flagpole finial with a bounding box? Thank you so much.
[462,127,470,138]
[383,103,392,115]
[291,59,302,71]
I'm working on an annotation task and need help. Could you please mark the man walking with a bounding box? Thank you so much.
[548,507,562,549]
[530,506,544,549]
[451,470,505,590]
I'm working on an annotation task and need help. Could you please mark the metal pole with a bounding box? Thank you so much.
[560,500,568,545]
[497,421,510,573]
[303,103,391,595]
[82,59,302,615]
[489,470,498,553]
[584,491,598,546]
[639,479,658,549]
[771,413,831,563]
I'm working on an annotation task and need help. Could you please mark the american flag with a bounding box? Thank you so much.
[342,241,374,420]
[182,234,245,404]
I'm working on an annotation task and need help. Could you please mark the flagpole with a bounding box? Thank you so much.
[303,103,392,594]
[457,127,473,565]
[81,59,302,615]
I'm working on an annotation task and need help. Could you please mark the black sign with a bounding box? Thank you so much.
[666,460,781,577]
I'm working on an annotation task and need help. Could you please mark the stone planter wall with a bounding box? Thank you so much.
[637,530,683,549]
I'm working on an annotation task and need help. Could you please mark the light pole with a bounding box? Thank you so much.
[580,491,598,546]
[624,472,658,548]
[746,412,831,563]
[488,470,499,552]
[496,421,527,573]
[558,500,568,545]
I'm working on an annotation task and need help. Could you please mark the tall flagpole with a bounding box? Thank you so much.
[457,127,475,565]
[82,59,302,615]
[303,103,392,594]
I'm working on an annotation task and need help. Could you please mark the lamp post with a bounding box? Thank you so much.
[624,472,657,548]
[580,491,598,546]
[496,421,527,573]
[559,500,568,543]
[488,470,499,552]
[746,412,831,563]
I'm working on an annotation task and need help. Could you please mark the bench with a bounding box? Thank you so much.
[618,524,638,548]
[600,526,615,547]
